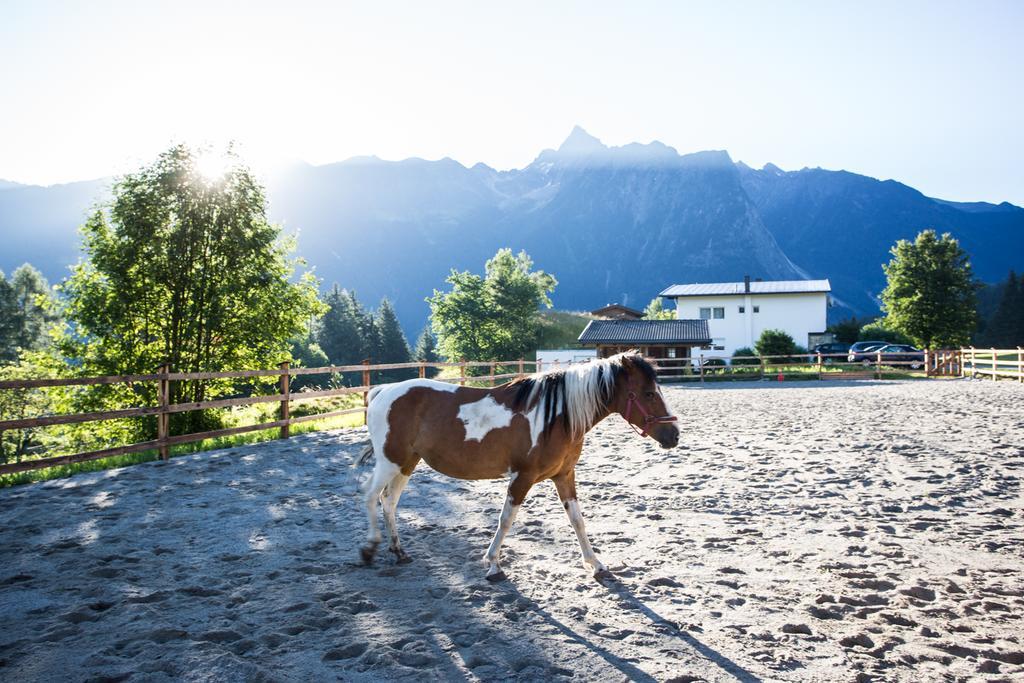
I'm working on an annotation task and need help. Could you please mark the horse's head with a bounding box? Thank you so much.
[609,352,680,449]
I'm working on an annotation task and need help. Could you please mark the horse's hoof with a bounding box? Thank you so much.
[593,568,614,581]
[395,554,413,565]
[360,544,378,565]
[485,570,507,583]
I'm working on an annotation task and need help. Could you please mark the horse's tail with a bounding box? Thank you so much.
[356,443,374,467]
[355,385,385,467]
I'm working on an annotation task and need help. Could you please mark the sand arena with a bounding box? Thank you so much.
[1,379,1021,682]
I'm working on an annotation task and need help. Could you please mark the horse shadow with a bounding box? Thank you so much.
[496,575,762,683]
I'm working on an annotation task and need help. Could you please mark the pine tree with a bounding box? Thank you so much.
[413,326,439,378]
[374,298,413,382]
[986,271,1022,347]
[0,264,57,363]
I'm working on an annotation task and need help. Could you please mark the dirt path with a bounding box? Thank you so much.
[1,379,1022,681]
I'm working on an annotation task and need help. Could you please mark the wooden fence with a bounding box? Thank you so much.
[1,347,1019,477]
[653,349,964,382]
[0,359,537,476]
[961,347,1024,382]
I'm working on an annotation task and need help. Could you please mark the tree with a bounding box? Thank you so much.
[413,326,440,378]
[983,271,1023,347]
[755,329,797,358]
[880,230,977,348]
[0,264,58,363]
[373,298,413,382]
[60,144,326,433]
[0,272,18,363]
[731,346,760,366]
[288,333,330,391]
[643,297,675,320]
[858,319,913,345]
[828,316,870,344]
[317,284,365,368]
[428,249,557,364]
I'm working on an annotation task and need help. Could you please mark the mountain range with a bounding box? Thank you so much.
[2,127,1022,337]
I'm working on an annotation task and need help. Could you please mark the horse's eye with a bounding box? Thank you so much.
[645,391,656,399]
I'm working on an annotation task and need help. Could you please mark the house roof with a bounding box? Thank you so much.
[577,319,712,345]
[659,279,832,297]
[590,303,643,319]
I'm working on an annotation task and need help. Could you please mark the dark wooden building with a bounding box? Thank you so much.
[577,319,711,361]
[589,303,643,320]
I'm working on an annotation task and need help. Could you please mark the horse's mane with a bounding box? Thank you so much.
[509,351,657,440]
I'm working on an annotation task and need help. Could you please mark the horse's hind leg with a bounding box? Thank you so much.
[483,474,534,582]
[361,457,400,565]
[382,471,413,564]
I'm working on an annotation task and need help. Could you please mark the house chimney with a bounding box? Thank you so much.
[744,275,750,293]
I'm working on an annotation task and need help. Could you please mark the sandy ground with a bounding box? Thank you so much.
[1,379,1022,683]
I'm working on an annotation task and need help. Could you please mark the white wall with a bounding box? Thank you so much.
[672,292,827,358]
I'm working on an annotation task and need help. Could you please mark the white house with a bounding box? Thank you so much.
[659,277,831,358]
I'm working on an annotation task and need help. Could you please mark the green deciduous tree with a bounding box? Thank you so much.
[428,249,556,364]
[60,144,325,433]
[643,297,675,320]
[880,230,977,348]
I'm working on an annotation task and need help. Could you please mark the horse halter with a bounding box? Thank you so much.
[622,381,678,438]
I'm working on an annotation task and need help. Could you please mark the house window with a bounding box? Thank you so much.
[712,338,726,350]
[738,306,745,313]
[667,348,677,358]
[713,307,725,319]
[753,305,760,313]
[699,307,711,319]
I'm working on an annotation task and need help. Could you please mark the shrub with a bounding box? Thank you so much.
[731,347,760,366]
[754,329,797,359]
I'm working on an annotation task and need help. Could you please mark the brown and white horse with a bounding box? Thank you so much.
[356,351,679,581]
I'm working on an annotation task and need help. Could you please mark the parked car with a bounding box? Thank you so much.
[847,341,888,363]
[874,344,925,369]
[810,342,851,363]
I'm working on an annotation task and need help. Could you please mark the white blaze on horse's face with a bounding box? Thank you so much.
[457,395,514,442]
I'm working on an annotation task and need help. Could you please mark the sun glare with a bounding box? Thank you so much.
[194,151,233,182]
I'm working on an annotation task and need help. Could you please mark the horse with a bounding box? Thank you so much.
[356,350,679,582]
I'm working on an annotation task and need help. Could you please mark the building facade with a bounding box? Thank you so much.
[659,278,830,358]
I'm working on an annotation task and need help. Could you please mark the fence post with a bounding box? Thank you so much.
[699,354,705,385]
[518,358,524,378]
[419,362,426,379]
[490,362,496,387]
[875,350,882,380]
[158,363,170,461]
[817,352,823,380]
[362,359,371,423]
[278,361,290,439]
[460,359,466,386]
[990,348,997,381]
[759,354,765,380]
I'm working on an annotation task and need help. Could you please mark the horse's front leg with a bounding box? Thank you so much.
[553,470,610,579]
[483,473,534,582]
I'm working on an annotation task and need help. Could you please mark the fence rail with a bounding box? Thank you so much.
[0,359,539,476]
[2,347,1020,477]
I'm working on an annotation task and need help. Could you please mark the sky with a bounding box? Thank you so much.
[1,1,1022,204]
